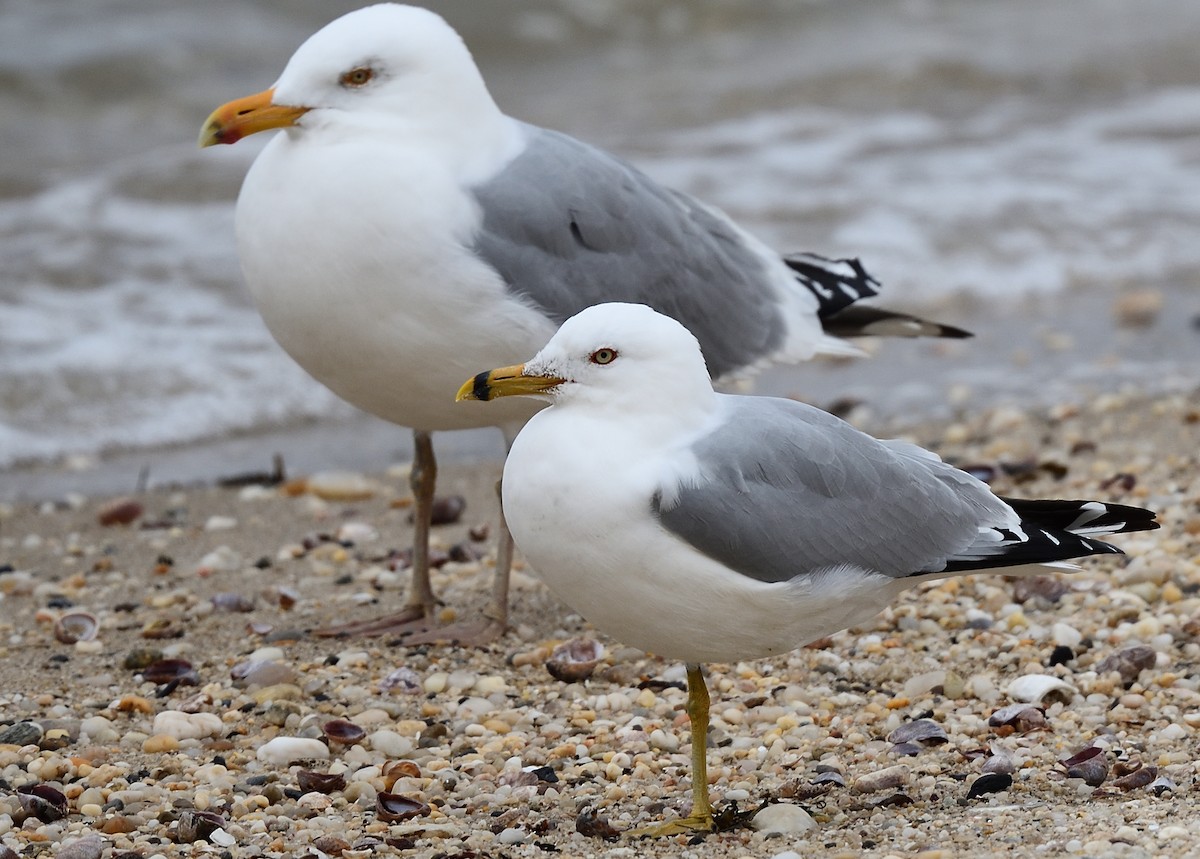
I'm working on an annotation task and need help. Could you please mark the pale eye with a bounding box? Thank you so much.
[589,348,618,365]
[339,67,374,88]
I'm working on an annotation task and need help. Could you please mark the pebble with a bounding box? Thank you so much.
[55,837,104,859]
[751,803,816,834]
[256,737,330,764]
[852,765,910,794]
[153,711,223,740]
[369,730,415,758]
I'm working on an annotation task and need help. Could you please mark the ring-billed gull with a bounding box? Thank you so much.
[458,302,1158,835]
[199,4,969,646]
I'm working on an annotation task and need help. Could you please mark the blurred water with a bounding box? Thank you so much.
[2,0,1199,482]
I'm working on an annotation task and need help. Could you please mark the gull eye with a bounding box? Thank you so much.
[589,348,618,365]
[339,67,374,88]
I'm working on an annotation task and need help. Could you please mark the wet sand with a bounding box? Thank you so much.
[2,383,1198,857]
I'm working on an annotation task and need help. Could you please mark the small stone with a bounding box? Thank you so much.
[55,837,104,859]
[153,711,223,740]
[852,764,910,794]
[308,471,379,501]
[0,720,43,746]
[97,498,143,526]
[497,827,527,845]
[257,736,330,765]
[1095,646,1156,684]
[142,734,181,753]
[369,729,414,758]
[751,803,816,834]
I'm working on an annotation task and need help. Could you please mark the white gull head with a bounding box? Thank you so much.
[524,303,717,414]
[270,4,507,161]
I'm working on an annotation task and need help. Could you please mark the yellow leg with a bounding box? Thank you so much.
[630,663,715,837]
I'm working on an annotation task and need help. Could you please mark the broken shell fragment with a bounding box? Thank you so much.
[967,772,1013,799]
[322,719,367,746]
[297,770,346,794]
[375,792,430,822]
[141,658,199,686]
[886,718,948,746]
[1060,746,1109,787]
[1005,674,1077,704]
[1095,645,1156,685]
[852,764,910,794]
[546,637,605,682]
[1112,764,1157,791]
[210,592,255,613]
[988,703,1049,733]
[18,784,68,822]
[54,610,99,644]
[176,809,227,843]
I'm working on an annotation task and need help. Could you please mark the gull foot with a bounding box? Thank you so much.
[397,615,507,648]
[312,606,428,638]
[629,813,714,838]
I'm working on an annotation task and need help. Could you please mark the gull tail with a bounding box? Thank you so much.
[940,498,1159,575]
[784,252,972,340]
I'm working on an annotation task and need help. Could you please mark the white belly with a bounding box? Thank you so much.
[503,411,911,664]
[235,134,555,432]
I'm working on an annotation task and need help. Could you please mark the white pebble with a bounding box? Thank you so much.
[152,711,223,740]
[256,737,329,764]
[196,545,242,573]
[204,515,238,532]
[752,803,816,834]
[1052,623,1083,648]
[497,828,527,845]
[210,828,237,847]
[369,730,414,758]
[1158,723,1188,741]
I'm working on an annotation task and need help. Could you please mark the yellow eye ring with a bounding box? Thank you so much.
[590,348,618,365]
[340,67,374,87]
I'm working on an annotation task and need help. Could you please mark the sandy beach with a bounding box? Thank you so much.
[2,384,1198,858]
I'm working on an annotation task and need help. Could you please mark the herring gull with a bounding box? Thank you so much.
[460,301,1158,835]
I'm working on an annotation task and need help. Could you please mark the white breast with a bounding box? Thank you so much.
[234,130,555,432]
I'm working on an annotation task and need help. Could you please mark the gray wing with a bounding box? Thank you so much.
[469,125,787,379]
[653,396,1014,583]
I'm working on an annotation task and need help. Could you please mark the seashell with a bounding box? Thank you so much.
[256,736,330,765]
[322,719,366,746]
[379,666,422,694]
[1149,775,1177,795]
[375,792,430,822]
[851,764,910,794]
[296,767,345,796]
[575,807,620,842]
[981,752,1017,775]
[97,497,143,526]
[546,637,605,682]
[231,660,296,689]
[811,770,846,787]
[887,719,948,746]
[427,495,466,526]
[1011,576,1070,604]
[54,610,99,644]
[468,522,490,542]
[141,618,184,639]
[122,648,164,670]
[1005,674,1076,705]
[0,720,44,746]
[176,809,227,843]
[312,836,350,855]
[1095,645,1156,685]
[966,772,1013,799]
[1060,746,1108,787]
[890,742,922,757]
[210,592,255,612]
[246,621,274,636]
[988,703,1048,734]
[1112,764,1157,792]
[141,658,199,686]
[18,784,68,822]
[498,769,539,789]
[448,542,480,563]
